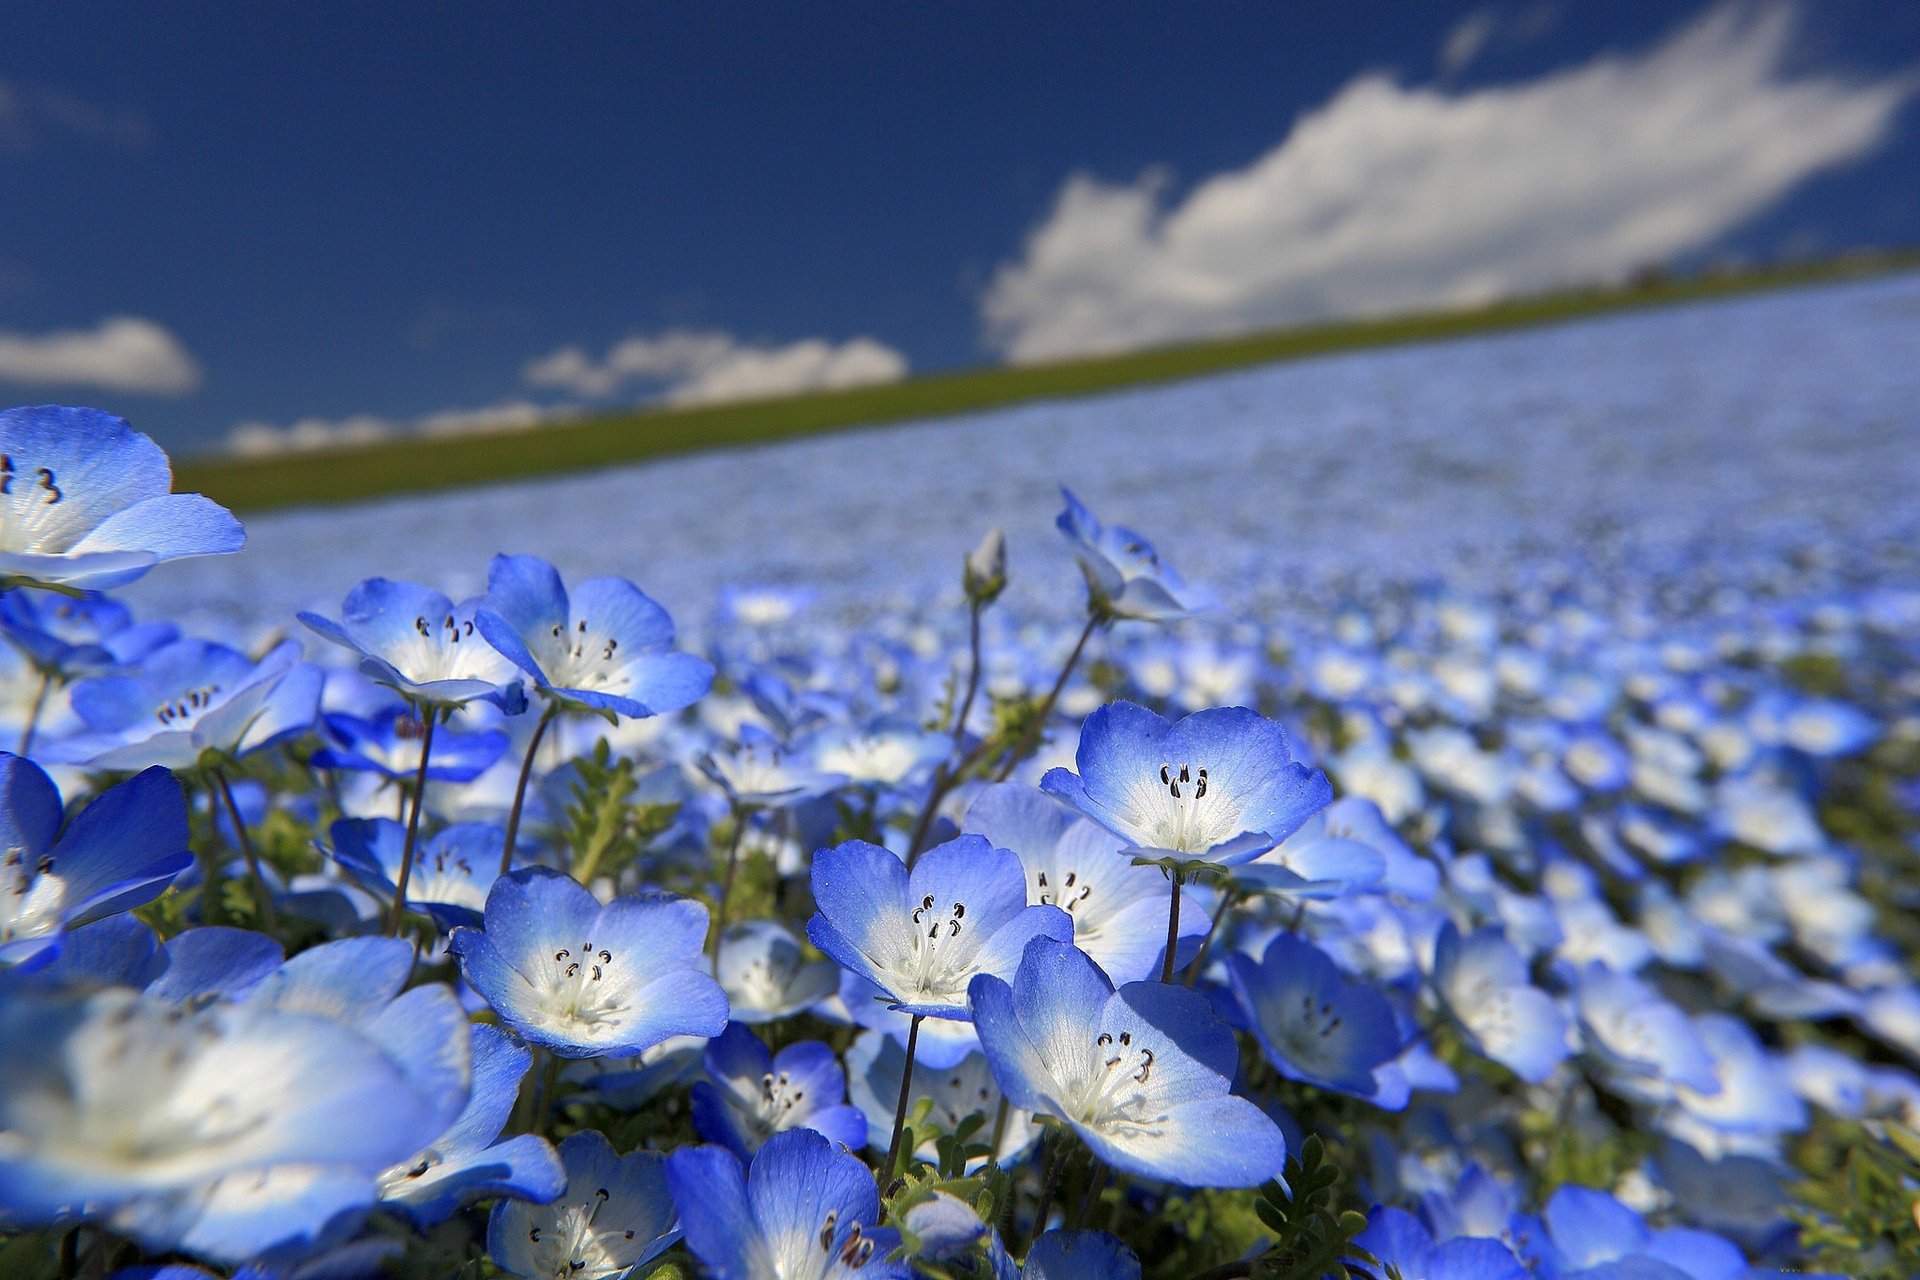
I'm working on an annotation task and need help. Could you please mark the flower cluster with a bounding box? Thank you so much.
[0,400,1911,1280]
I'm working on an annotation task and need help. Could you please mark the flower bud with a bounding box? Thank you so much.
[963,527,1007,604]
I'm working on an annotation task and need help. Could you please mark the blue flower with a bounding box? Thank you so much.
[968,938,1286,1187]
[0,588,176,680]
[1227,932,1405,1103]
[325,817,507,932]
[700,724,847,808]
[1055,488,1195,622]
[963,782,1208,985]
[0,982,451,1239]
[716,919,839,1023]
[45,638,322,771]
[844,1030,1039,1169]
[299,578,523,709]
[477,553,714,719]
[665,1127,911,1280]
[807,834,1072,1021]
[0,754,191,963]
[451,866,729,1058]
[1354,1208,1529,1280]
[0,406,244,591]
[1430,924,1570,1085]
[1041,702,1332,868]
[488,1130,679,1280]
[1575,964,1720,1105]
[691,1023,868,1160]
[311,703,509,783]
[1023,1231,1142,1280]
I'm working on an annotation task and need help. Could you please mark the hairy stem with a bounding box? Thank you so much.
[499,700,559,877]
[387,708,437,936]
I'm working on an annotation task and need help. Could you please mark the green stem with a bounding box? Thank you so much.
[882,1014,924,1188]
[1071,1157,1109,1230]
[1161,869,1185,984]
[993,613,1098,783]
[212,766,276,933]
[950,600,984,749]
[17,667,51,756]
[1020,1129,1071,1256]
[1184,886,1236,987]
[387,708,437,936]
[533,1048,563,1139]
[708,805,750,968]
[499,701,559,876]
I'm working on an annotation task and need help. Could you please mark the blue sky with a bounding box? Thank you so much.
[1,1,1916,455]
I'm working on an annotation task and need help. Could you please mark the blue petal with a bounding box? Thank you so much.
[71,493,245,562]
[0,753,61,860]
[150,927,285,1003]
[1025,1230,1142,1280]
[666,1145,769,1280]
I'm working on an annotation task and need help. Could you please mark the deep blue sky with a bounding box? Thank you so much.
[2,1,1917,453]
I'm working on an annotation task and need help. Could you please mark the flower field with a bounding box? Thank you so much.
[2,270,1919,1279]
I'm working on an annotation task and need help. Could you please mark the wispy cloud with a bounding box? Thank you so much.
[0,77,153,154]
[983,3,1916,363]
[523,330,908,404]
[0,316,201,395]
[227,400,556,458]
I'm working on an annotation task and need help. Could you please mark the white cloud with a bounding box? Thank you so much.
[0,316,202,395]
[228,400,561,458]
[523,329,908,404]
[983,3,1916,363]
[1439,8,1501,76]
[0,76,153,153]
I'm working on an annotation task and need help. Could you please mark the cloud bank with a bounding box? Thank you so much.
[232,326,911,457]
[0,316,202,395]
[523,330,908,404]
[983,3,1916,362]
[227,400,555,458]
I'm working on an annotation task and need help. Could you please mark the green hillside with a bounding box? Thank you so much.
[175,253,1918,513]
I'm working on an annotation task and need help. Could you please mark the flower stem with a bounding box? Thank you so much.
[387,708,437,936]
[1183,886,1236,987]
[17,668,50,756]
[1072,1157,1109,1230]
[499,700,559,877]
[708,804,750,968]
[1020,1129,1071,1256]
[1161,869,1185,983]
[212,766,276,933]
[993,613,1098,783]
[950,600,984,750]
[883,1014,924,1188]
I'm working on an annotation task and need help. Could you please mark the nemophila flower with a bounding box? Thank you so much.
[898,1190,989,1264]
[665,1128,911,1280]
[325,817,507,931]
[963,783,1207,985]
[1667,1015,1806,1155]
[844,1030,1038,1168]
[311,703,509,783]
[806,834,1072,1021]
[477,553,714,720]
[0,405,244,591]
[451,866,728,1058]
[717,919,839,1023]
[804,718,946,787]
[299,578,523,709]
[46,638,322,771]
[0,588,176,679]
[489,1130,679,1280]
[1023,1231,1142,1280]
[1227,932,1405,1104]
[1430,924,1570,1085]
[969,938,1285,1187]
[691,1023,867,1160]
[1040,702,1332,868]
[1531,1184,1754,1280]
[1237,799,1391,900]
[1354,1209,1529,1280]
[0,984,446,1227]
[1575,965,1719,1105]
[1055,487,1195,622]
[0,754,191,963]
[700,725,847,808]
